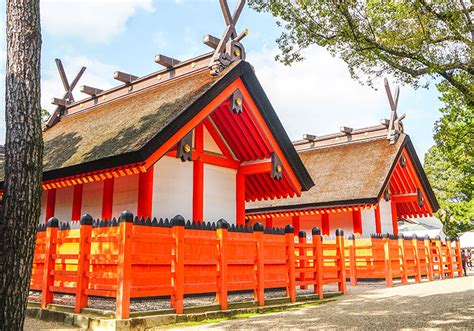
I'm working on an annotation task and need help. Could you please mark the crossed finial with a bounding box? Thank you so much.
[208,0,248,75]
[383,78,406,144]
[45,59,86,128]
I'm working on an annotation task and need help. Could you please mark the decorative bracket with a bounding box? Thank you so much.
[208,0,248,75]
[230,89,243,114]
[417,188,424,207]
[399,154,407,168]
[383,78,406,145]
[271,152,283,180]
[45,59,86,128]
[384,183,391,201]
[177,131,193,162]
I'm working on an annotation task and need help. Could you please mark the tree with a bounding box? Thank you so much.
[249,0,473,104]
[0,0,43,329]
[433,73,473,189]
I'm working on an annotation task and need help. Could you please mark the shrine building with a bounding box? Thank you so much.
[246,121,439,236]
[0,15,315,226]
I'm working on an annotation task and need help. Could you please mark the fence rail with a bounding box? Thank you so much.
[344,234,463,286]
[31,212,346,319]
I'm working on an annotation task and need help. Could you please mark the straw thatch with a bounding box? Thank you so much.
[247,135,405,211]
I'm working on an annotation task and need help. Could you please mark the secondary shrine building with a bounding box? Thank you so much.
[20,55,313,226]
[246,125,439,236]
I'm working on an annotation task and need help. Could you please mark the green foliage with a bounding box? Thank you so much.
[249,0,473,104]
[41,108,50,126]
[437,199,474,238]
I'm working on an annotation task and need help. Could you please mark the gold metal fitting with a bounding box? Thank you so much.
[277,165,282,173]
[184,144,191,153]
[234,49,241,57]
[236,98,242,106]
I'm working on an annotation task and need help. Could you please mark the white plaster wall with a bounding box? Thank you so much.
[54,186,74,222]
[112,174,139,217]
[328,212,353,236]
[152,156,193,220]
[81,181,104,219]
[204,164,236,223]
[39,191,48,224]
[361,208,377,236]
[379,199,394,233]
[203,126,222,155]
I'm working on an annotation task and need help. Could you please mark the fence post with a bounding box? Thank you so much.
[383,234,393,287]
[435,236,444,280]
[398,236,407,284]
[445,237,455,278]
[116,210,134,319]
[253,222,265,306]
[312,227,323,299]
[171,215,185,314]
[424,236,434,281]
[75,214,93,313]
[349,234,357,286]
[216,219,228,310]
[335,229,346,293]
[298,231,307,289]
[454,238,463,277]
[41,217,59,308]
[412,235,422,283]
[286,225,296,302]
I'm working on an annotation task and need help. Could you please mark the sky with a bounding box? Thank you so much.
[0,0,443,160]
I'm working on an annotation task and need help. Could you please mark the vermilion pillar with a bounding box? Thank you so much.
[292,215,300,235]
[352,209,362,234]
[322,213,329,236]
[45,188,56,221]
[102,178,114,220]
[236,174,245,226]
[137,170,154,219]
[391,200,399,235]
[265,216,272,228]
[71,184,83,221]
[193,125,204,223]
[374,203,382,233]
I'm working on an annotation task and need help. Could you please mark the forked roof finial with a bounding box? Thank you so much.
[383,78,406,144]
[45,59,86,128]
[207,0,248,75]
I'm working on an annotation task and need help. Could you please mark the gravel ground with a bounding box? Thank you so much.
[175,276,474,330]
[27,285,339,312]
[24,318,81,330]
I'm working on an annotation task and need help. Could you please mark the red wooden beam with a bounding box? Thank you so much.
[101,178,114,220]
[392,193,418,203]
[352,209,362,234]
[322,213,330,236]
[45,188,57,221]
[292,215,300,235]
[71,184,83,221]
[374,203,382,234]
[193,125,204,223]
[238,162,271,175]
[236,174,245,225]
[137,170,154,219]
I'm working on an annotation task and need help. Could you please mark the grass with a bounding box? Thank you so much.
[164,302,323,328]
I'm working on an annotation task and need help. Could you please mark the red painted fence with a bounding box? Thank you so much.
[30,212,346,319]
[344,234,464,286]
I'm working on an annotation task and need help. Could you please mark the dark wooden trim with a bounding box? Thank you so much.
[246,197,379,214]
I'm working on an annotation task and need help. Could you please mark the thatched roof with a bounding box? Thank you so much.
[0,60,313,192]
[247,133,408,212]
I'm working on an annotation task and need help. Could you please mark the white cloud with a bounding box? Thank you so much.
[247,47,389,141]
[41,0,155,43]
[42,55,117,113]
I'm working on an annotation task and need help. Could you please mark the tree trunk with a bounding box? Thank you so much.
[0,0,42,329]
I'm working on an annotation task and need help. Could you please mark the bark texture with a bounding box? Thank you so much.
[0,0,42,329]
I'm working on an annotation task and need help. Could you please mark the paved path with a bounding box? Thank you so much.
[176,276,474,330]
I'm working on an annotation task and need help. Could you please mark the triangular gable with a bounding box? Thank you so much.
[6,61,313,199]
